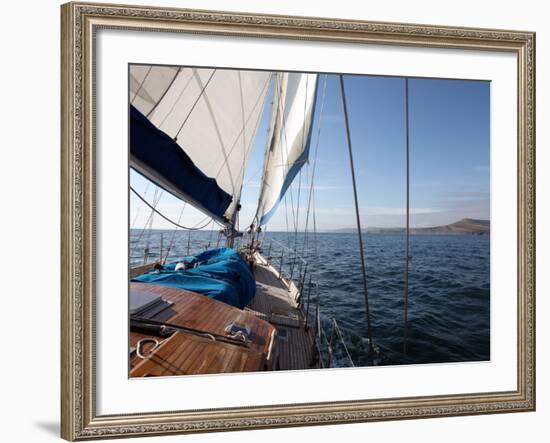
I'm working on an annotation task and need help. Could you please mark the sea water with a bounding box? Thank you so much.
[130,230,490,367]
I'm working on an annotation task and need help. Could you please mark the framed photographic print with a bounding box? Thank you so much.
[61,1,536,440]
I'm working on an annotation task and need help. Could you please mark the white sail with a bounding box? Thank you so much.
[130,65,181,117]
[255,72,318,226]
[130,66,272,221]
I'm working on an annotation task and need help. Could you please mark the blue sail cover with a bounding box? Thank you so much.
[132,248,256,309]
[130,105,232,220]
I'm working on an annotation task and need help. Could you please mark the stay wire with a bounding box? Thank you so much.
[130,186,219,231]
[339,74,374,352]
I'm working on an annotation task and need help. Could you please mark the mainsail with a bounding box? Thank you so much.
[254,72,318,226]
[130,65,271,223]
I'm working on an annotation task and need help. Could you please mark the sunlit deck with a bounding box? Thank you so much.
[130,283,276,377]
[129,251,318,376]
[246,253,318,371]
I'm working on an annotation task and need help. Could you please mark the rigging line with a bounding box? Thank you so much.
[131,186,160,246]
[173,68,217,141]
[131,187,164,258]
[130,186,219,231]
[253,74,277,226]
[292,75,310,250]
[256,73,297,232]
[302,162,310,256]
[293,169,303,246]
[131,180,151,229]
[144,187,161,248]
[130,65,152,104]
[163,202,187,263]
[339,74,374,352]
[145,67,182,119]
[403,77,411,355]
[195,72,239,198]
[207,223,215,247]
[217,74,273,220]
[265,73,297,229]
[284,194,291,248]
[286,176,297,236]
[232,70,248,220]
[157,68,196,128]
[312,184,318,261]
[302,74,328,258]
[238,71,247,182]
[211,74,272,178]
[300,74,310,158]
[234,103,264,210]
[242,163,268,189]
[276,76,298,233]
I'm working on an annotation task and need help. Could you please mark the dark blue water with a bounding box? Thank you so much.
[130,230,490,367]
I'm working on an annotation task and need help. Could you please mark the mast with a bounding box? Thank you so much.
[338,75,374,353]
[253,73,318,227]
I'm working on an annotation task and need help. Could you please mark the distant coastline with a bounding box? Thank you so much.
[131,218,490,235]
[329,218,490,236]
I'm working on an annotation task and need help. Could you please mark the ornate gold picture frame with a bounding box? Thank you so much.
[61,1,535,440]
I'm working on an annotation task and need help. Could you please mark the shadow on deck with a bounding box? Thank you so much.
[247,257,317,371]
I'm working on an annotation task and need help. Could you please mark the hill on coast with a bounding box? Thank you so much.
[331,218,490,235]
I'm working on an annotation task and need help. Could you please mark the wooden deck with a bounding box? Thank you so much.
[129,251,318,376]
[130,283,276,377]
[247,254,318,371]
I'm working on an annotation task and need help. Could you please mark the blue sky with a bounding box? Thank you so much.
[130,72,490,231]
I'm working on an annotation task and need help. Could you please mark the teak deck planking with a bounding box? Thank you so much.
[130,283,275,376]
[130,252,318,376]
[247,261,317,371]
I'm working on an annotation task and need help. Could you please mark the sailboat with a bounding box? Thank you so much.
[128,65,384,377]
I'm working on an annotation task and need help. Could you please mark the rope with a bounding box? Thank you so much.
[157,68,196,128]
[130,65,152,104]
[291,169,303,276]
[339,74,374,352]
[277,75,298,237]
[135,338,163,359]
[144,187,160,252]
[173,68,216,141]
[302,162,311,256]
[212,74,272,179]
[284,194,291,248]
[217,73,272,231]
[131,316,249,347]
[163,202,187,263]
[292,75,310,255]
[332,319,355,367]
[130,186,218,231]
[252,74,277,226]
[302,74,328,258]
[131,187,163,259]
[195,72,238,198]
[312,183,319,261]
[131,181,150,229]
[403,78,411,354]
[145,67,182,119]
[207,224,215,248]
